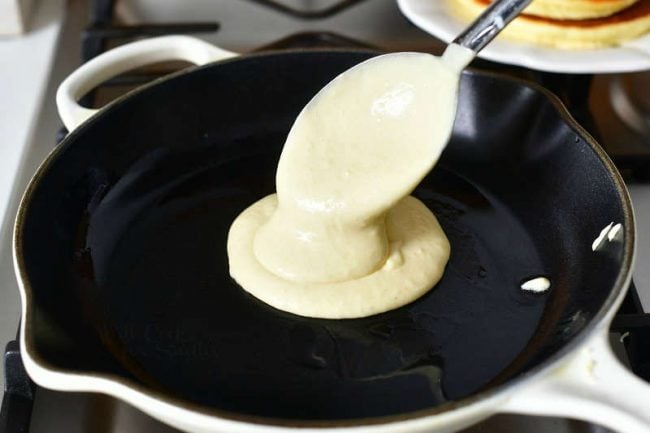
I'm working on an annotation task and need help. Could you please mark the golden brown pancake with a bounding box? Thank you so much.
[450,0,650,48]
[524,0,638,20]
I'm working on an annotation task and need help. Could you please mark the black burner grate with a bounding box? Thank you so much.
[256,31,377,51]
[82,0,220,63]
[1,338,34,433]
[244,0,369,19]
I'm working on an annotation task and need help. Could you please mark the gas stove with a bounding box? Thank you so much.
[2,1,650,432]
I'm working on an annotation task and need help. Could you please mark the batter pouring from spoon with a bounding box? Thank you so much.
[227,0,533,318]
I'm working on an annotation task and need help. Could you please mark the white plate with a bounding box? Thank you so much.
[397,0,650,73]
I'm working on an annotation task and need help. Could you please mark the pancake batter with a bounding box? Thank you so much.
[227,45,474,318]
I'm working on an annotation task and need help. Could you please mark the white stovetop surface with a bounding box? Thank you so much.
[0,0,63,234]
[0,2,649,430]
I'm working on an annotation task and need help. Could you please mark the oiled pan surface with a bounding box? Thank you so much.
[19,52,627,421]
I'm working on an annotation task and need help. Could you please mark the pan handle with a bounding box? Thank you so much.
[56,35,237,132]
[500,328,650,433]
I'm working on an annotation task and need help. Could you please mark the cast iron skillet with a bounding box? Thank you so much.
[14,42,634,430]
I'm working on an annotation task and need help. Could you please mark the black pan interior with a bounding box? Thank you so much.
[18,51,628,421]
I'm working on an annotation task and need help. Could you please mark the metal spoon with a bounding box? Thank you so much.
[453,0,534,53]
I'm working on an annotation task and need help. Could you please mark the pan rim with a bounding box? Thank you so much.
[13,49,636,429]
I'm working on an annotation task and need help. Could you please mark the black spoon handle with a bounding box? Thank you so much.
[453,0,533,52]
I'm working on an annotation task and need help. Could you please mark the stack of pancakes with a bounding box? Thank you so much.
[450,0,650,48]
